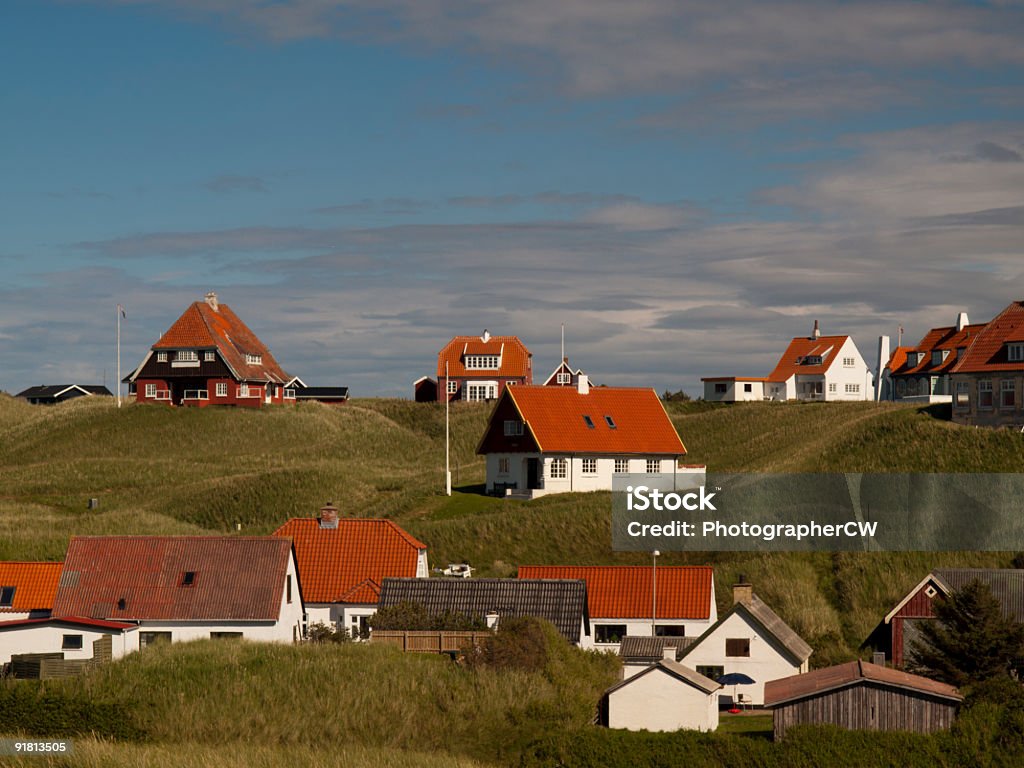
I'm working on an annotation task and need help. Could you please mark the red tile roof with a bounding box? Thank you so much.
[437,334,531,378]
[890,324,986,376]
[0,562,63,613]
[52,536,294,621]
[151,300,291,384]
[273,518,426,604]
[764,660,962,706]
[885,346,912,373]
[490,386,686,455]
[517,565,713,620]
[766,335,851,381]
[952,301,1024,374]
[0,616,136,631]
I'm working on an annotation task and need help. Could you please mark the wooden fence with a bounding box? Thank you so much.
[8,636,113,680]
[370,630,492,654]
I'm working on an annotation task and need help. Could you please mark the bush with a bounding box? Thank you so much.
[0,682,142,740]
[461,616,548,673]
[368,601,488,631]
[306,621,352,644]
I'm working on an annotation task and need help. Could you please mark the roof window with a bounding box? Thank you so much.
[0,586,15,607]
[181,571,197,587]
[583,415,595,429]
[604,415,617,429]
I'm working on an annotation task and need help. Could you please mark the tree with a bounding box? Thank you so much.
[909,579,1024,687]
[368,601,487,631]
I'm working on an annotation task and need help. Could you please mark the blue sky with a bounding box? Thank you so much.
[2,0,1024,396]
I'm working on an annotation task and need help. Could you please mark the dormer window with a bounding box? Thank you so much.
[931,350,950,366]
[1008,343,1024,362]
[906,352,919,368]
[465,355,500,369]
[245,354,262,365]
[803,355,822,366]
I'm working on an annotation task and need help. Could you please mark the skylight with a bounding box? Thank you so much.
[181,571,197,587]
[583,415,595,429]
[0,586,14,607]
[605,415,617,429]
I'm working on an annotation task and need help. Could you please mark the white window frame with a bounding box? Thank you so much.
[145,383,157,398]
[447,380,458,395]
[556,372,571,384]
[845,383,860,394]
[466,382,498,401]
[843,357,855,367]
[1009,343,1024,362]
[245,353,262,366]
[498,457,510,474]
[157,352,168,363]
[614,459,629,474]
[550,458,567,479]
[204,351,215,362]
[464,355,500,370]
[1001,379,1016,409]
[581,458,597,475]
[828,383,836,393]
[216,383,228,398]
[979,380,993,409]
[176,350,198,362]
[646,459,661,474]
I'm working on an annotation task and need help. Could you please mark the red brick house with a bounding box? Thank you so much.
[885,312,985,402]
[950,300,1024,427]
[432,330,532,402]
[127,292,295,408]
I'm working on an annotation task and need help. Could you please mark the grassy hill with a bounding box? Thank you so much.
[0,393,1019,661]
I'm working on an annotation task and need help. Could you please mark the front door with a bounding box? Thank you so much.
[526,458,540,489]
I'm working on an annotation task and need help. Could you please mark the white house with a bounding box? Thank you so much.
[273,504,428,638]
[478,378,695,498]
[0,617,137,666]
[51,536,305,651]
[678,580,813,707]
[518,565,716,651]
[703,321,873,403]
[601,651,721,732]
[0,561,62,621]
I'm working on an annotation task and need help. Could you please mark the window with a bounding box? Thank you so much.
[556,372,571,384]
[245,353,262,365]
[0,586,14,607]
[1002,380,1016,408]
[176,350,198,362]
[843,357,855,367]
[1009,343,1024,362]
[604,415,617,429]
[157,352,168,363]
[464,355,500,369]
[466,382,497,401]
[216,382,227,398]
[614,459,629,474]
[714,383,727,394]
[697,665,724,681]
[646,459,661,474]
[956,381,969,407]
[583,415,595,429]
[140,631,171,648]
[286,575,293,604]
[211,632,243,640]
[906,352,919,368]
[897,379,907,396]
[582,458,597,474]
[145,383,157,398]
[726,638,751,657]
[239,384,250,398]
[804,356,822,366]
[743,383,752,393]
[204,351,215,362]
[655,625,685,637]
[845,384,860,394]
[979,380,993,409]
[498,457,510,474]
[550,458,567,479]
[932,350,949,366]
[594,625,627,644]
[62,634,83,650]
[925,585,938,598]
[447,380,458,395]
[828,383,837,393]
[180,571,196,587]
[503,420,524,436]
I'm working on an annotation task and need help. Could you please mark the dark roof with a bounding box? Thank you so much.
[292,387,350,400]
[379,577,589,644]
[15,385,112,400]
[53,536,295,622]
[681,594,813,665]
[933,568,1024,621]
[764,660,962,707]
[604,659,721,697]
[618,635,695,663]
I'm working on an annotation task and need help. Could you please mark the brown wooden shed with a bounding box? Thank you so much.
[764,660,962,740]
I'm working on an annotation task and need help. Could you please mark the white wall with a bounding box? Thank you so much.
[0,624,136,664]
[607,668,719,732]
[703,380,764,402]
[487,454,698,495]
[680,610,806,706]
[583,618,714,652]
[820,337,873,401]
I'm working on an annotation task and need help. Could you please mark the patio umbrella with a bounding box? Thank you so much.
[715,672,756,713]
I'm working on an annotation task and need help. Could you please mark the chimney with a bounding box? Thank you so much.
[732,575,753,606]
[577,373,590,395]
[662,644,676,662]
[956,312,969,332]
[481,329,491,343]
[204,291,219,312]
[318,502,339,529]
[812,319,820,339]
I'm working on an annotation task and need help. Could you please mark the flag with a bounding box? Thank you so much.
[117,304,126,318]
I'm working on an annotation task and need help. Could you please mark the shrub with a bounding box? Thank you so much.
[368,601,487,631]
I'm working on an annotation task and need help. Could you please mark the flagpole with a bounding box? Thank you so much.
[445,360,451,496]
[116,304,121,408]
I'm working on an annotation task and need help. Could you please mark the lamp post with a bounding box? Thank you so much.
[652,550,660,635]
